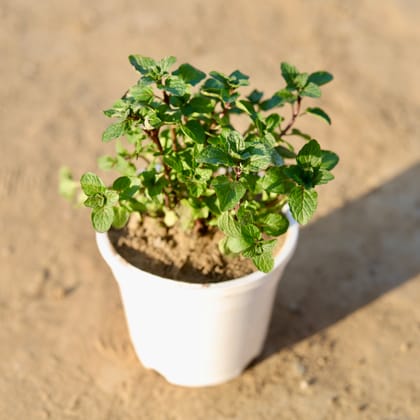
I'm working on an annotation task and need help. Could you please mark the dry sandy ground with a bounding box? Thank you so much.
[1,0,420,419]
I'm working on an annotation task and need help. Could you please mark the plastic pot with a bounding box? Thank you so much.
[95,208,299,387]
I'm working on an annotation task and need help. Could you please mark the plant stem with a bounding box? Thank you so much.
[280,96,302,137]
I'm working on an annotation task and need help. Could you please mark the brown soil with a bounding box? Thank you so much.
[2,1,420,419]
[109,216,274,283]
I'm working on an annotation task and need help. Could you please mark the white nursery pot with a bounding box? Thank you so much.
[96,208,299,387]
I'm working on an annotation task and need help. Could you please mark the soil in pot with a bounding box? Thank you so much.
[108,216,285,284]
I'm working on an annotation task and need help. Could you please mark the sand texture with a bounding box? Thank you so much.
[1,0,420,418]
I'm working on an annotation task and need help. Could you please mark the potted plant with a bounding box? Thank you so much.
[60,55,338,387]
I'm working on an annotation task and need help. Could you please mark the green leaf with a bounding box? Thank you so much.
[320,150,339,170]
[102,122,125,143]
[97,155,116,170]
[59,167,78,200]
[80,172,105,196]
[164,76,189,96]
[112,207,129,229]
[289,186,318,225]
[226,236,252,253]
[112,176,131,191]
[84,193,105,209]
[306,107,331,125]
[260,213,289,236]
[280,62,299,86]
[275,145,296,159]
[308,71,333,86]
[180,120,206,144]
[241,224,261,241]
[129,84,154,102]
[212,176,246,212]
[242,143,280,171]
[129,55,156,74]
[103,99,129,118]
[159,56,177,73]
[197,147,235,166]
[297,139,322,168]
[301,82,321,98]
[164,155,184,172]
[260,94,283,111]
[184,96,214,114]
[173,63,206,86]
[218,212,242,237]
[104,190,119,206]
[225,130,245,153]
[91,206,114,232]
[283,165,306,186]
[229,70,250,87]
[265,114,282,131]
[294,73,308,89]
[314,168,335,185]
[252,253,274,273]
[260,167,295,194]
[290,128,312,141]
[247,89,264,104]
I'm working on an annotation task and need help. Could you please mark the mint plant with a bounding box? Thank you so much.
[61,55,338,273]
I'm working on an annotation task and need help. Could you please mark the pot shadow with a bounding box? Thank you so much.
[259,162,420,361]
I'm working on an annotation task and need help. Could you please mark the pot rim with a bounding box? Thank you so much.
[96,205,299,291]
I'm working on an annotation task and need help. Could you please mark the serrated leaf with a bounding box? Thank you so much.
[164,76,189,96]
[289,186,318,225]
[301,82,321,98]
[229,70,250,87]
[260,167,295,194]
[314,168,335,185]
[212,176,246,212]
[129,55,156,74]
[308,71,333,86]
[241,224,261,241]
[173,63,206,86]
[252,253,274,273]
[102,122,125,143]
[247,89,264,104]
[197,147,235,166]
[112,207,129,229]
[283,165,306,186]
[84,193,105,209]
[226,236,253,253]
[320,150,339,170]
[294,73,308,89]
[260,94,283,111]
[218,212,242,237]
[97,155,116,171]
[129,84,154,102]
[260,213,289,236]
[91,206,114,232]
[164,155,183,172]
[80,172,105,196]
[306,107,331,125]
[280,62,299,86]
[243,143,278,171]
[104,189,119,206]
[275,145,296,159]
[159,56,177,73]
[297,139,322,168]
[112,176,131,191]
[180,120,206,144]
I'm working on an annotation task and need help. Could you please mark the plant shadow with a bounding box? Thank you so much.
[259,162,420,361]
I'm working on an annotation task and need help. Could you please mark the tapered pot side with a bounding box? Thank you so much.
[96,208,299,387]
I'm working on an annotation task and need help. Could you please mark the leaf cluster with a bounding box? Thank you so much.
[60,55,338,272]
